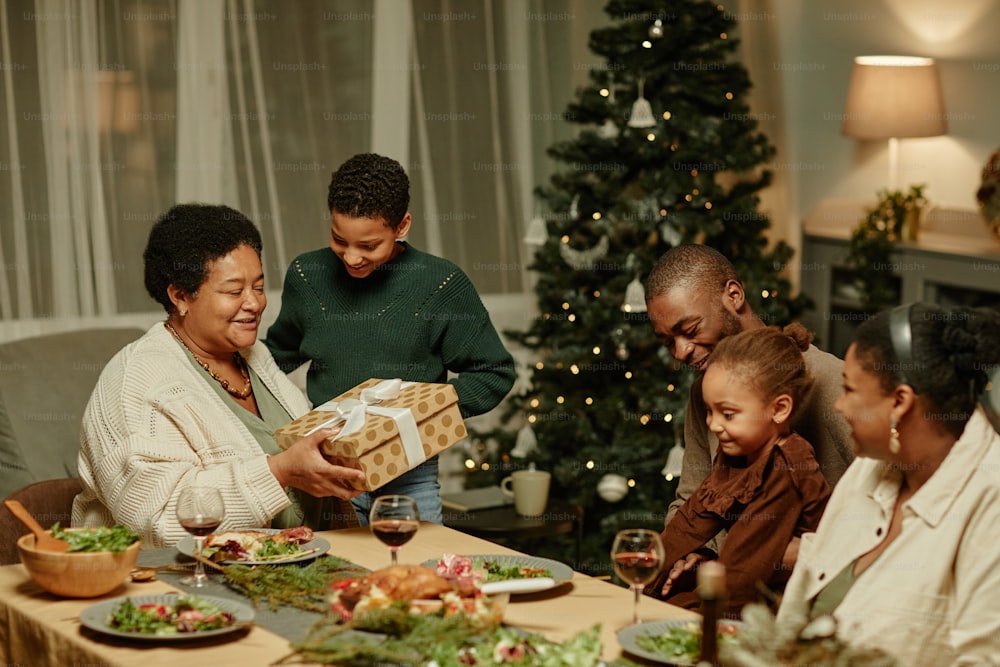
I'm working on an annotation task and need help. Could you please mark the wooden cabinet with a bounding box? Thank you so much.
[798,199,1000,357]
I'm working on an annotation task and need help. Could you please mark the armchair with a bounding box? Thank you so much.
[0,328,144,499]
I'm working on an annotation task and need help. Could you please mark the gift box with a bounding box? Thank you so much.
[274,378,467,492]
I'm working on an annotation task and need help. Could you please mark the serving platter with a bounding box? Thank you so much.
[79,593,254,642]
[176,528,329,565]
[422,553,573,595]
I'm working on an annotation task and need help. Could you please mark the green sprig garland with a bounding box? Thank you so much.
[222,556,367,612]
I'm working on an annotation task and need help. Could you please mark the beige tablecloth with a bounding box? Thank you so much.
[0,523,697,665]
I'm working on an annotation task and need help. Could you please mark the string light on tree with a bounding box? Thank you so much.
[612,327,630,361]
[599,77,619,139]
[473,0,808,573]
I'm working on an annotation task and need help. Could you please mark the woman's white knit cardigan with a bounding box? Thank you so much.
[73,323,311,547]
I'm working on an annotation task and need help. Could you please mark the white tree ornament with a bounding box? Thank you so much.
[559,235,610,270]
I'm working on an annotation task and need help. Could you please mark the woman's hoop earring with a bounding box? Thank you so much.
[889,416,902,455]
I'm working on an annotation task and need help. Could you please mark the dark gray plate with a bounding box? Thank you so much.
[79,593,254,642]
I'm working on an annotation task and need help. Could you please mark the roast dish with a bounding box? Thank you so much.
[328,564,499,625]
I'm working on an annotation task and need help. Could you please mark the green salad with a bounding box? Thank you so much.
[283,608,602,666]
[635,622,739,664]
[108,597,237,635]
[254,537,301,559]
[474,558,552,582]
[430,624,602,667]
[50,522,139,553]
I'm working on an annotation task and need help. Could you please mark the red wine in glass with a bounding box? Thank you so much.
[371,519,419,548]
[369,495,419,566]
[611,528,665,625]
[175,486,225,587]
[613,551,662,585]
[180,517,222,537]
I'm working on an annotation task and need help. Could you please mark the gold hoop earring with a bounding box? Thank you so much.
[889,416,901,455]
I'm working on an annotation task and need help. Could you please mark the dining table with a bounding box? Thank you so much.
[0,523,698,665]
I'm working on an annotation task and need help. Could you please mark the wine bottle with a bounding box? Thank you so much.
[697,561,726,666]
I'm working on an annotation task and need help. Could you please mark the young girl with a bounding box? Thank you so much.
[647,322,831,616]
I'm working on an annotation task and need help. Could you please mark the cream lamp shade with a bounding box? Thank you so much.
[842,55,946,139]
[842,55,946,189]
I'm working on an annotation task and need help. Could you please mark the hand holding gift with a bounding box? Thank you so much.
[275,379,467,492]
[267,427,366,500]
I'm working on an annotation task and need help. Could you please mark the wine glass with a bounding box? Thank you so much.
[611,528,665,625]
[369,495,420,566]
[175,486,225,587]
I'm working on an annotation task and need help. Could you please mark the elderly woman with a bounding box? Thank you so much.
[777,303,1000,665]
[73,204,365,547]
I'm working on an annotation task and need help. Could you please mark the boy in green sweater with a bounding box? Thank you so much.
[264,153,516,525]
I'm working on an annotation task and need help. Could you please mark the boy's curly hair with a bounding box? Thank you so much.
[327,153,410,229]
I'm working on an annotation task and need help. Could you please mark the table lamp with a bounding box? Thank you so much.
[841,55,947,191]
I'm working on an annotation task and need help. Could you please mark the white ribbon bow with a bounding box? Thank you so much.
[307,379,426,468]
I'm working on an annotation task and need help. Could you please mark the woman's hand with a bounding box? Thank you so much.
[267,428,366,500]
[660,551,707,596]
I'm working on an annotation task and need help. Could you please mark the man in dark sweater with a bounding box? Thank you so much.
[644,244,853,591]
[264,153,516,525]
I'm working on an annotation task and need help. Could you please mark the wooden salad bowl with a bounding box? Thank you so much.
[16,530,141,598]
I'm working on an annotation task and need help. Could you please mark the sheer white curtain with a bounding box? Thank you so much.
[0,0,179,319]
[0,0,595,324]
[176,0,237,205]
[0,0,26,318]
[19,0,118,317]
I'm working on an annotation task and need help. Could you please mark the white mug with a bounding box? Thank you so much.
[500,469,551,517]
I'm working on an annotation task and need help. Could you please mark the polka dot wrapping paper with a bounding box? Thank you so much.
[274,379,467,491]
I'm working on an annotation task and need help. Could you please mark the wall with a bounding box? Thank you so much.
[773,0,1000,220]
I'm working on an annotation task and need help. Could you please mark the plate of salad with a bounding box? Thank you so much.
[79,594,254,642]
[424,553,574,595]
[617,618,742,665]
[177,527,329,565]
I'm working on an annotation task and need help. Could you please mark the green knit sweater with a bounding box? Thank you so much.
[264,243,516,418]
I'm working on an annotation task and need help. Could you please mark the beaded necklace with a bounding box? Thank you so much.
[164,322,253,399]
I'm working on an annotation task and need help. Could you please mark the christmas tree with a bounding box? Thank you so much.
[474,0,809,574]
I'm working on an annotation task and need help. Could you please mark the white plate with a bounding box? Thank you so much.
[616,618,742,665]
[79,593,254,642]
[421,554,573,595]
[177,529,330,565]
